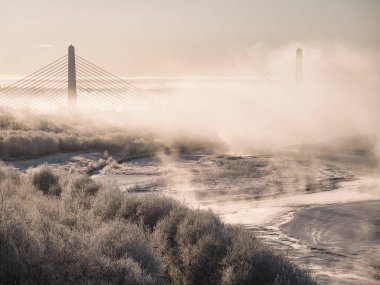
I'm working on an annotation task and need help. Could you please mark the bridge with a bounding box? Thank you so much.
[0,46,305,113]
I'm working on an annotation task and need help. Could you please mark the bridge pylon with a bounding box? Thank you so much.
[68,45,77,108]
[296,47,303,81]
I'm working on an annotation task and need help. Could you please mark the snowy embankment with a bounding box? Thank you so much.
[91,154,380,285]
[9,151,380,284]
[1,153,315,284]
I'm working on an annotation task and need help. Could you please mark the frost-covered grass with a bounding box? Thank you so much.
[0,109,223,160]
[198,155,270,179]
[0,163,315,284]
[0,109,161,159]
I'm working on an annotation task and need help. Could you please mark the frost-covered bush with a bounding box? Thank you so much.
[0,164,165,284]
[91,220,160,274]
[118,194,178,230]
[0,163,315,285]
[153,208,231,284]
[153,208,315,285]
[27,163,61,195]
[221,228,314,285]
[92,181,124,220]
[60,173,100,208]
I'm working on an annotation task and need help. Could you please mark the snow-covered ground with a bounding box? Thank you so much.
[10,152,380,284]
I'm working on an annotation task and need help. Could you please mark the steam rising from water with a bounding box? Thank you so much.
[3,43,379,158]
[68,43,380,156]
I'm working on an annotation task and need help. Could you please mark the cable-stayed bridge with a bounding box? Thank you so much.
[0,46,308,113]
[0,45,161,112]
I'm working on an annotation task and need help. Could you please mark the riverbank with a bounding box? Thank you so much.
[7,151,380,284]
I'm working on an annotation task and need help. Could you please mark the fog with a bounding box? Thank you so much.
[67,43,378,158]
[2,43,378,161]
[1,43,379,285]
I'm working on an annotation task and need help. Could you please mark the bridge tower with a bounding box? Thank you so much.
[296,47,303,81]
[68,45,77,108]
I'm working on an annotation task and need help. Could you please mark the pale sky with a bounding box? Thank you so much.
[1,0,379,77]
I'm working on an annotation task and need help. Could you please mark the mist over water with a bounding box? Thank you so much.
[2,0,380,283]
[68,44,379,159]
[1,42,379,285]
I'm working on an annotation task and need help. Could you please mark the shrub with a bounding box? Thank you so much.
[27,164,61,196]
[60,173,100,208]
[221,228,315,285]
[0,164,315,284]
[175,210,231,284]
[0,161,21,185]
[92,182,123,220]
[153,208,230,284]
[118,194,179,230]
[91,220,160,275]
